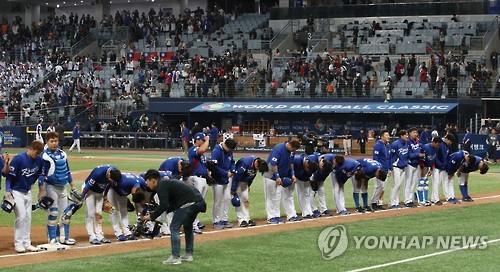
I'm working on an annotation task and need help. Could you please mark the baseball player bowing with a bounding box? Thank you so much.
[333,156,361,215]
[230,156,268,227]
[309,154,335,217]
[432,135,453,204]
[188,132,210,233]
[371,130,391,210]
[453,153,489,201]
[4,141,44,253]
[159,157,191,180]
[108,172,145,241]
[81,165,122,244]
[353,158,387,213]
[39,132,77,246]
[263,140,301,224]
[293,153,319,219]
[209,138,237,230]
[418,137,441,206]
[389,130,409,209]
[445,150,487,203]
[136,170,207,265]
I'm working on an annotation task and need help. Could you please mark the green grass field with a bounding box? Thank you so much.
[5,203,500,272]
[1,148,499,228]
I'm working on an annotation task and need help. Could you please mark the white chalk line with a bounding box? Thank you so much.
[1,194,499,259]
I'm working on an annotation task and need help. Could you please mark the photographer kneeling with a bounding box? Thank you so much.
[133,170,206,265]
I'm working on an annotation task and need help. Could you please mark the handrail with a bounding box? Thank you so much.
[270,20,291,49]
[482,17,499,50]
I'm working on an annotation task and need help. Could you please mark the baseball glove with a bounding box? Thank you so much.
[205,175,216,186]
[103,199,115,214]
[38,196,55,210]
[69,189,84,204]
[206,160,218,173]
[310,180,320,192]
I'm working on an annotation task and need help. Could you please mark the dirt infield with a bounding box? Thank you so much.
[1,192,500,268]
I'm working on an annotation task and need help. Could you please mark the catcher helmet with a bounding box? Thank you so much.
[231,195,241,207]
[281,177,292,188]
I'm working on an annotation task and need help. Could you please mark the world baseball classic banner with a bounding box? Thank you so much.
[190,102,457,114]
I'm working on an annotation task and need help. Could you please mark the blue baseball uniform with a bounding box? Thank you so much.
[72,127,80,140]
[420,130,432,145]
[373,140,391,171]
[408,139,422,167]
[231,156,258,193]
[188,146,208,177]
[294,154,319,218]
[159,157,185,177]
[390,139,409,169]
[6,152,44,250]
[82,165,117,196]
[111,173,143,196]
[293,154,319,182]
[335,158,361,184]
[435,142,449,171]
[446,151,467,176]
[462,156,483,173]
[457,155,484,200]
[40,149,72,186]
[267,142,294,179]
[432,142,455,203]
[358,159,382,180]
[422,143,437,168]
[311,154,336,182]
[209,127,219,141]
[210,143,235,185]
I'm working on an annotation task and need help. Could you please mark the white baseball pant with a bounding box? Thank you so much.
[295,180,313,217]
[12,190,33,249]
[45,184,70,241]
[69,139,81,152]
[281,183,298,220]
[431,169,447,202]
[371,176,386,205]
[458,172,469,186]
[331,173,347,213]
[187,176,208,229]
[311,181,328,213]
[235,182,250,224]
[85,191,104,241]
[263,176,282,220]
[405,165,420,204]
[391,167,406,206]
[107,189,132,237]
[153,194,172,235]
[212,181,231,223]
[444,175,456,200]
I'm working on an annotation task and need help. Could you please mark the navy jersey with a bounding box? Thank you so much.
[83,165,117,195]
[435,142,449,170]
[420,130,432,145]
[209,127,219,141]
[390,139,409,169]
[311,153,337,182]
[293,154,318,181]
[373,140,391,170]
[72,127,81,139]
[5,152,44,193]
[421,143,437,167]
[188,146,208,176]
[210,143,235,185]
[446,151,467,175]
[335,158,361,184]
[159,157,184,176]
[462,155,483,173]
[357,158,382,179]
[111,173,143,196]
[267,142,294,179]
[181,127,190,140]
[408,138,422,167]
[40,148,72,186]
[231,156,258,192]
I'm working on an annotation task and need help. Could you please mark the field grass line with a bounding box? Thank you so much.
[347,238,500,272]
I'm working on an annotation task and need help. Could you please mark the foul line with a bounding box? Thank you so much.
[1,194,500,260]
[347,238,500,272]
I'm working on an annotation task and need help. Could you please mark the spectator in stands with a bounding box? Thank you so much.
[487,128,498,163]
[353,73,363,97]
[384,57,391,73]
[491,51,498,71]
[363,76,371,97]
[407,54,417,80]
[139,114,149,132]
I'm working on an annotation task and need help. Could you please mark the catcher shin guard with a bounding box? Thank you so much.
[423,178,430,203]
[62,203,82,221]
[417,178,425,203]
[47,207,59,241]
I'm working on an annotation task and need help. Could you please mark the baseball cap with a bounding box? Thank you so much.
[194,132,206,141]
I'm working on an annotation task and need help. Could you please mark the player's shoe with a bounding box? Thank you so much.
[404,202,415,208]
[100,238,111,244]
[267,217,280,224]
[322,210,333,216]
[248,220,256,226]
[15,245,26,253]
[364,206,374,212]
[338,210,349,216]
[25,245,39,252]
[447,198,458,204]
[193,227,203,234]
[389,205,400,209]
[462,196,474,202]
[126,235,137,240]
[302,214,314,220]
[288,216,301,222]
[432,200,442,206]
[163,255,182,265]
[355,207,365,213]
[197,222,205,230]
[90,238,101,245]
[239,221,249,228]
[61,238,76,245]
[117,235,127,241]
[222,221,233,228]
[312,210,321,218]
[213,222,225,230]
[180,254,194,262]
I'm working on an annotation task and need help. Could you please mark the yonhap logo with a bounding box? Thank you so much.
[317,225,348,260]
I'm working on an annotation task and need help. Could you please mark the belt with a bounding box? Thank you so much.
[193,175,205,178]
[180,202,195,209]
